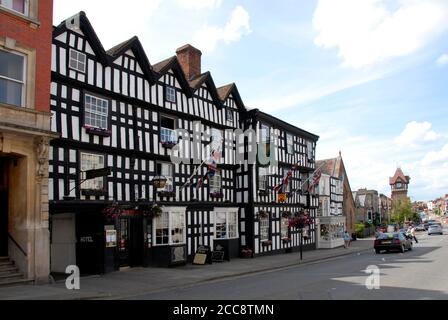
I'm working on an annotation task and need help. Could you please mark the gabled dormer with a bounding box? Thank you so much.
[106,36,155,84]
[53,11,108,65]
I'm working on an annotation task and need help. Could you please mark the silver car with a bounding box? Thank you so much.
[428,224,443,235]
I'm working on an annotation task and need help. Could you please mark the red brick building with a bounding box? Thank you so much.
[0,0,57,284]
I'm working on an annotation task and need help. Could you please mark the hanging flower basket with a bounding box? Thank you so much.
[262,240,272,247]
[161,141,177,149]
[289,211,312,229]
[102,203,122,220]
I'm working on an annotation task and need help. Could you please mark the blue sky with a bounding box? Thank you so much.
[54,0,448,201]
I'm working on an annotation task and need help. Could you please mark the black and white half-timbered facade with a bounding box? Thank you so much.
[239,110,320,256]
[315,158,346,249]
[48,12,320,275]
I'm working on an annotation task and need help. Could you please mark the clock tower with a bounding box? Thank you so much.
[389,168,410,203]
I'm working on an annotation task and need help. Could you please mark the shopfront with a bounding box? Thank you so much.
[316,216,346,249]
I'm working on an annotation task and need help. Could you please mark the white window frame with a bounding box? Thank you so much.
[258,167,268,191]
[0,0,29,16]
[214,209,239,240]
[80,152,105,191]
[84,93,109,130]
[209,171,222,194]
[0,49,26,107]
[260,124,270,143]
[281,217,289,239]
[286,134,294,154]
[69,49,86,73]
[165,86,176,103]
[160,115,177,144]
[226,108,234,124]
[156,162,174,192]
[307,141,314,159]
[259,216,270,242]
[153,208,187,246]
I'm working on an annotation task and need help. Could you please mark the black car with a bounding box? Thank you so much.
[374,232,413,254]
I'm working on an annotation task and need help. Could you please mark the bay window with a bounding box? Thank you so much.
[215,210,238,240]
[0,49,25,107]
[154,210,186,246]
[160,115,177,145]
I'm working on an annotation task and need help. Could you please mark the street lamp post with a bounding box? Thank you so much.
[299,228,303,261]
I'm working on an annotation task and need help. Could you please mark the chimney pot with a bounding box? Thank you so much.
[176,44,202,81]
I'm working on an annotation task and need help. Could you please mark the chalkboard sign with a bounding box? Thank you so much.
[212,250,225,262]
[193,245,212,265]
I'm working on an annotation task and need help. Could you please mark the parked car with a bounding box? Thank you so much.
[415,224,426,232]
[428,224,443,235]
[374,232,413,254]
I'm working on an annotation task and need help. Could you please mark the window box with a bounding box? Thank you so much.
[157,191,176,198]
[261,240,272,247]
[81,189,107,197]
[210,191,224,199]
[282,237,292,243]
[258,190,269,197]
[241,247,253,259]
[161,141,177,148]
[84,125,111,137]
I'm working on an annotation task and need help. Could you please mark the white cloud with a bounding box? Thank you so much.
[192,5,251,52]
[54,0,162,50]
[394,121,441,147]
[313,0,448,68]
[421,144,448,166]
[176,0,222,10]
[436,53,448,66]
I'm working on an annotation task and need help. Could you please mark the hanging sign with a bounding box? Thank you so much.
[278,193,287,203]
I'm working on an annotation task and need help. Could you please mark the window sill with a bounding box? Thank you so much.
[210,192,224,199]
[0,6,40,27]
[161,141,177,149]
[157,191,176,198]
[84,126,111,137]
[81,189,107,197]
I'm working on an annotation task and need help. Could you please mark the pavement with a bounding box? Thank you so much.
[0,239,373,300]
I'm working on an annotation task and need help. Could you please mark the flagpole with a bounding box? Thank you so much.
[293,162,326,194]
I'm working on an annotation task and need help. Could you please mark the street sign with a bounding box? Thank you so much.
[85,167,111,180]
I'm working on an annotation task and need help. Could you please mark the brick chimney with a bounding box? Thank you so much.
[176,44,202,80]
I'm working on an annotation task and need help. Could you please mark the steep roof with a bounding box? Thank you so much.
[54,12,156,83]
[188,72,223,107]
[316,158,338,176]
[152,56,193,96]
[216,83,245,111]
[389,168,410,185]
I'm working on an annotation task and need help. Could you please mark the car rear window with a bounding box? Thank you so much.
[377,233,396,239]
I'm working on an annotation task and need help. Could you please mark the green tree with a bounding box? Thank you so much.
[391,199,419,224]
